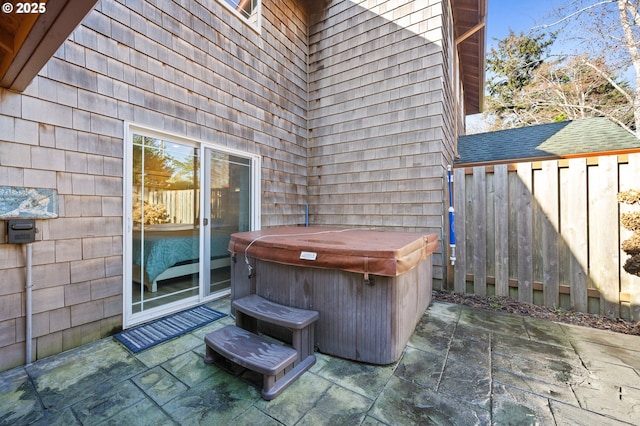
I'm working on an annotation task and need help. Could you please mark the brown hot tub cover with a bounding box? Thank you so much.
[228,226,439,277]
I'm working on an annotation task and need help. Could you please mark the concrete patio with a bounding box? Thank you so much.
[1,296,638,425]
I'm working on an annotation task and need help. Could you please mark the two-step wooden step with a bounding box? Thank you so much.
[204,294,319,400]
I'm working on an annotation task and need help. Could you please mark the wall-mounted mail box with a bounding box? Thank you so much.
[7,219,36,244]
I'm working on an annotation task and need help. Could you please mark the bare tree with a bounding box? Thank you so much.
[484,32,631,131]
[541,0,640,134]
[525,55,632,127]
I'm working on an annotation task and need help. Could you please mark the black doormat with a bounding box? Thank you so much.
[114,305,226,353]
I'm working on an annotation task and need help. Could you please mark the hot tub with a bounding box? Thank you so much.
[228,226,438,365]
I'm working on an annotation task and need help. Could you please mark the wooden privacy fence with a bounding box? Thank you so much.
[452,152,640,321]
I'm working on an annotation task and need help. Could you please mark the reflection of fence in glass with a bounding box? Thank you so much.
[140,189,200,225]
[210,188,225,221]
[134,188,234,225]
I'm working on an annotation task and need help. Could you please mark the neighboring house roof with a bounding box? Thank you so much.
[456,117,640,166]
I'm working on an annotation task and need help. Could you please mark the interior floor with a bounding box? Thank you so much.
[132,267,230,313]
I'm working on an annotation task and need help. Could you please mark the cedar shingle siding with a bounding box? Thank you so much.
[0,0,460,371]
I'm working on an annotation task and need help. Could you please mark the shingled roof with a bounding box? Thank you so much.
[456,117,640,166]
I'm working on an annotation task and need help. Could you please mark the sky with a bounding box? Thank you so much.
[467,0,579,132]
[485,0,559,46]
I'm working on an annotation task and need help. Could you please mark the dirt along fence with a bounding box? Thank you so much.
[451,152,640,321]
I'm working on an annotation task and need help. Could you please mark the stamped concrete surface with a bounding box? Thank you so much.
[1,297,639,425]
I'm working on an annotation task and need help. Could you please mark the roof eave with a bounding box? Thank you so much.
[452,0,487,115]
[454,148,640,168]
[0,0,99,91]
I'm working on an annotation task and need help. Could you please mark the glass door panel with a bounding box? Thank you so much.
[204,149,252,297]
[131,134,200,313]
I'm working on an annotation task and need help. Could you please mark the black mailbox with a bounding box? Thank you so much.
[7,219,36,244]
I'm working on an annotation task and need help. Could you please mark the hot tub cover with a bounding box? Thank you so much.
[228,227,438,277]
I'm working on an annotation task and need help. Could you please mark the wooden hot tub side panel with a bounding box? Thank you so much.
[354,272,394,363]
[241,258,433,365]
[258,259,316,310]
[392,260,433,354]
[230,255,255,308]
[251,260,358,360]
[315,266,373,362]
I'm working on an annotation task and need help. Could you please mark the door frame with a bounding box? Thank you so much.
[122,122,261,328]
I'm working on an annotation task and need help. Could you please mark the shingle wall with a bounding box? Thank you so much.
[0,0,463,372]
[307,0,457,284]
[0,0,309,371]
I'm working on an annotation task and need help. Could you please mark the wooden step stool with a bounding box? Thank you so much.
[204,294,319,400]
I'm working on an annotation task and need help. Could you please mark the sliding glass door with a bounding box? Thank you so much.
[124,125,259,327]
[202,149,253,297]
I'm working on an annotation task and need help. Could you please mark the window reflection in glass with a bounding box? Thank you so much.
[221,0,259,23]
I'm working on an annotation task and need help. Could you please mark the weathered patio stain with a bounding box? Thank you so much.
[492,400,539,425]
[0,297,638,425]
[548,359,575,383]
[28,340,147,412]
[133,366,189,405]
[370,375,491,424]
[312,355,395,399]
[161,371,257,426]
[0,369,41,425]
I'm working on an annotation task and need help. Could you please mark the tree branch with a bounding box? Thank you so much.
[582,60,634,103]
[618,0,640,71]
[623,0,640,27]
[530,100,636,134]
[533,0,618,30]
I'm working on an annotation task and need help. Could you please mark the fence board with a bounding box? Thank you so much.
[619,154,640,320]
[564,158,588,312]
[486,173,496,278]
[453,167,466,294]
[507,171,520,286]
[538,161,559,307]
[516,162,533,303]
[532,169,543,288]
[558,167,570,287]
[472,166,487,296]
[464,173,474,278]
[589,156,620,318]
[494,164,509,296]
